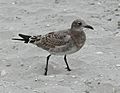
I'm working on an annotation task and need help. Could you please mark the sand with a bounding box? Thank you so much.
[0,0,120,93]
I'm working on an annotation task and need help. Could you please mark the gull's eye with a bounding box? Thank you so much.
[77,22,82,25]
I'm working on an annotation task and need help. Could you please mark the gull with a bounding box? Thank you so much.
[12,19,94,75]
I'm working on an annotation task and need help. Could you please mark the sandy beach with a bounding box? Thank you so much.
[0,0,120,93]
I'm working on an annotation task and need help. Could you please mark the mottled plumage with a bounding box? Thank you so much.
[12,19,94,75]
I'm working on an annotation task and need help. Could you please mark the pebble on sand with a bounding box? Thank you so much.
[96,52,104,55]
[0,70,7,76]
[115,64,120,67]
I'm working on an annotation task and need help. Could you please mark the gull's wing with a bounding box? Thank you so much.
[33,30,71,50]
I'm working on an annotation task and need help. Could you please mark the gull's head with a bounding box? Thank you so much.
[71,19,94,31]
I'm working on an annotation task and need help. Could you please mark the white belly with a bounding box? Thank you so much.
[49,44,81,55]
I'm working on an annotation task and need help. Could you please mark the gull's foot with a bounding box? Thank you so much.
[65,67,71,71]
[44,72,47,76]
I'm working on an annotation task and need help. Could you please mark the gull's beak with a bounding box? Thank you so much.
[84,25,94,30]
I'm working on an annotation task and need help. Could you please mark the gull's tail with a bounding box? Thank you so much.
[12,34,31,43]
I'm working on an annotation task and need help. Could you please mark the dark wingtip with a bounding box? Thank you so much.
[12,38,24,41]
[12,34,31,43]
[19,34,31,38]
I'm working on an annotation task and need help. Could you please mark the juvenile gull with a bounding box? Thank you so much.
[12,19,94,75]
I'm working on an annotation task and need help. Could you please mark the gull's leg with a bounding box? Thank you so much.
[64,55,71,71]
[44,54,51,75]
